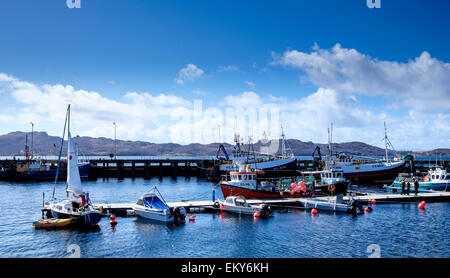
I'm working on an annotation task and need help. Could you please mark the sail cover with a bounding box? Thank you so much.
[67,132,83,197]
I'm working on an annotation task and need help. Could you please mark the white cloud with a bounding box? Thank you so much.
[245,81,255,88]
[223,91,263,108]
[0,72,448,150]
[218,65,239,72]
[273,44,450,111]
[175,64,204,85]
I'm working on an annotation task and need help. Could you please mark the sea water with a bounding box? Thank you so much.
[0,177,448,258]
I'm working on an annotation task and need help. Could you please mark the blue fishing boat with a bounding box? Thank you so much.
[0,133,90,182]
[386,168,450,194]
[0,160,90,181]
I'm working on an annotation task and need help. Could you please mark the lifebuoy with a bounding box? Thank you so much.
[328,184,336,192]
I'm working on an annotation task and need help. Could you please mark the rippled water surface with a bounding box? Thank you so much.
[0,177,448,258]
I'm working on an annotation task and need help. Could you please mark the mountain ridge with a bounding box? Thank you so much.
[0,131,449,157]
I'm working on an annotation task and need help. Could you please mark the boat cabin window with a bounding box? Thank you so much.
[243,175,247,180]
[136,199,144,206]
[446,175,450,180]
[226,198,234,204]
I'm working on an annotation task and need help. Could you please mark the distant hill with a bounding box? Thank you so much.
[0,131,448,157]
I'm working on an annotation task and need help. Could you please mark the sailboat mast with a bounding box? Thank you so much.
[281,125,286,158]
[384,122,388,162]
[51,105,69,201]
[330,123,333,157]
[66,104,71,199]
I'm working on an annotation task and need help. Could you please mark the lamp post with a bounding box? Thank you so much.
[30,122,34,158]
[113,122,117,159]
[218,124,221,144]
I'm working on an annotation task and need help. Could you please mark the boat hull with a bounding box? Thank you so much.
[217,202,257,215]
[134,206,174,223]
[336,162,405,184]
[386,182,450,194]
[50,204,102,226]
[33,218,74,229]
[315,181,349,195]
[299,199,351,213]
[220,183,311,199]
[0,163,90,182]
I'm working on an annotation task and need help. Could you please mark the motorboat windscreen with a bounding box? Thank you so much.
[142,195,169,210]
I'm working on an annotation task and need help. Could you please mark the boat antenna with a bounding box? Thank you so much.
[280,125,293,158]
[51,104,69,201]
[382,121,396,162]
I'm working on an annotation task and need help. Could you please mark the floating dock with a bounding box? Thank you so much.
[41,191,450,217]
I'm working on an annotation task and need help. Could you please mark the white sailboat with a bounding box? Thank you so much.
[49,105,102,226]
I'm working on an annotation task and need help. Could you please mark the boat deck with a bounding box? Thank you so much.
[41,191,450,217]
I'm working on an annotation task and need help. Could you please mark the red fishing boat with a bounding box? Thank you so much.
[219,165,314,199]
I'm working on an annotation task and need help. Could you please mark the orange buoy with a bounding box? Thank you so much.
[364,207,372,212]
[311,209,318,215]
[189,215,196,221]
[418,201,426,210]
[253,212,261,218]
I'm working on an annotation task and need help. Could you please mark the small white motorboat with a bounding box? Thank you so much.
[299,195,364,214]
[216,196,273,218]
[133,187,186,224]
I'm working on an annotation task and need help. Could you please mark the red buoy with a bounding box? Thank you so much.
[253,212,261,218]
[364,207,372,212]
[189,216,195,221]
[311,209,318,215]
[280,192,284,196]
[109,215,117,225]
[369,199,376,205]
[418,201,426,210]
[220,205,226,211]
[290,182,297,189]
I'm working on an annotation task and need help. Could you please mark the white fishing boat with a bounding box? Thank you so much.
[216,196,273,217]
[133,187,186,223]
[210,130,298,179]
[325,123,405,183]
[49,105,102,226]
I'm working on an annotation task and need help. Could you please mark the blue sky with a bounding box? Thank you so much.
[0,0,449,150]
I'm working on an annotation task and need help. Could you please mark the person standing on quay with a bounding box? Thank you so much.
[406,181,411,196]
[414,178,419,196]
[401,179,406,195]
